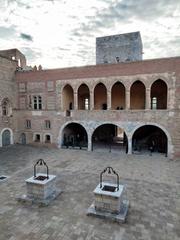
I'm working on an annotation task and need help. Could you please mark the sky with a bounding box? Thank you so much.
[0,0,180,69]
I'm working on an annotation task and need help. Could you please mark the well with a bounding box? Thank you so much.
[87,166,129,223]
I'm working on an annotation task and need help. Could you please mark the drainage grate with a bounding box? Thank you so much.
[0,176,8,182]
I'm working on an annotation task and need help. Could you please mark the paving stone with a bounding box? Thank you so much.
[0,145,180,240]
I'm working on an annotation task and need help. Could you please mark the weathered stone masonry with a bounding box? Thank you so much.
[0,38,180,160]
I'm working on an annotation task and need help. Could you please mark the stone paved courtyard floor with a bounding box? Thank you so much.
[0,145,180,240]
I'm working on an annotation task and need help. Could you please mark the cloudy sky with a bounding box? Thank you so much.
[0,0,180,69]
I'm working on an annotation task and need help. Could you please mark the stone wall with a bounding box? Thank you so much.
[96,32,142,64]
[15,58,180,160]
[0,55,17,146]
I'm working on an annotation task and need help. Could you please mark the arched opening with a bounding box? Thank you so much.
[132,125,168,155]
[1,98,11,116]
[2,129,11,146]
[92,124,128,152]
[130,81,145,109]
[94,83,107,110]
[62,84,74,111]
[78,84,90,110]
[151,79,167,109]
[62,123,88,149]
[111,82,125,110]
[20,133,26,145]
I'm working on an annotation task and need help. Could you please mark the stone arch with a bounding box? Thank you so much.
[0,128,14,147]
[94,82,107,110]
[111,81,126,110]
[130,80,145,109]
[131,123,172,157]
[59,121,88,149]
[77,83,90,110]
[91,123,128,153]
[62,84,74,111]
[150,79,167,109]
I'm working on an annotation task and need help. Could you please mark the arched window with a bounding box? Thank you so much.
[130,81,145,109]
[111,82,125,110]
[94,83,107,110]
[2,98,10,116]
[151,79,167,109]
[62,85,74,111]
[78,84,90,110]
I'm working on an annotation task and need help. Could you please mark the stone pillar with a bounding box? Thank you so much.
[145,88,151,110]
[167,87,171,109]
[127,137,132,154]
[88,134,92,151]
[126,89,130,110]
[74,91,78,110]
[107,90,111,110]
[90,91,94,110]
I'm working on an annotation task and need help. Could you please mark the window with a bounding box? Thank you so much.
[25,120,31,129]
[35,134,40,142]
[45,135,51,143]
[116,56,120,63]
[2,99,11,116]
[151,97,157,109]
[33,96,42,110]
[85,98,89,110]
[45,120,51,129]
[2,101,8,116]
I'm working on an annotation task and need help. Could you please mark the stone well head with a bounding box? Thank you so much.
[100,166,119,192]
[34,159,49,181]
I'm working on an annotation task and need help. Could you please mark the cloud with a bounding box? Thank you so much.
[20,33,33,41]
[0,26,17,39]
[21,47,42,63]
[73,0,180,35]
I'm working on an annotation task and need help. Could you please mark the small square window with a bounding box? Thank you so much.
[45,135,51,143]
[35,134,40,142]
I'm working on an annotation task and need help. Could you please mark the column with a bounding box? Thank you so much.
[107,90,111,110]
[127,137,132,154]
[88,134,92,151]
[90,91,94,110]
[145,88,151,110]
[126,89,130,110]
[74,91,78,110]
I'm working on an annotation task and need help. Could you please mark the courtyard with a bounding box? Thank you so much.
[0,145,180,240]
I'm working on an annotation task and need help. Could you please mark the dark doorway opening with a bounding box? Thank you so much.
[92,124,128,153]
[62,123,88,149]
[132,125,168,155]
